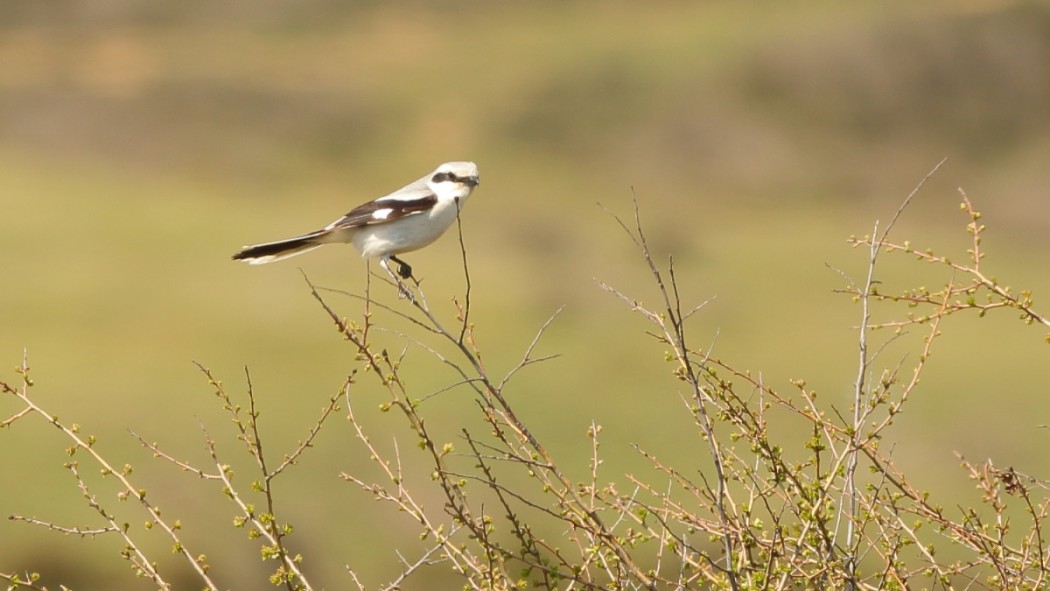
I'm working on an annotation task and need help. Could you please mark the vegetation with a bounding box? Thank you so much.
[4,174,1050,589]
[3,2,1050,588]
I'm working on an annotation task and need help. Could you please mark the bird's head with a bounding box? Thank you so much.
[429,161,480,198]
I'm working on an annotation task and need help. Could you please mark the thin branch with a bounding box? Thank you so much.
[4,353,219,590]
[129,430,221,480]
[497,306,565,391]
[7,515,117,537]
[454,196,472,345]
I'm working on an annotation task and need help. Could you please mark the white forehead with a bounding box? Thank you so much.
[435,161,479,177]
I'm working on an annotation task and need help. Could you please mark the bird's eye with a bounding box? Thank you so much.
[432,172,454,183]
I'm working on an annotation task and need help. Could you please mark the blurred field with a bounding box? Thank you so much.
[3,1,1050,588]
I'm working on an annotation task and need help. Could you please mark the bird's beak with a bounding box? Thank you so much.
[463,176,480,187]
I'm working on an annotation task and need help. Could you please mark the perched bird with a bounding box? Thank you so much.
[233,161,480,283]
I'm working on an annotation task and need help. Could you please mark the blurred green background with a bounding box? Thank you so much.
[3,1,1050,588]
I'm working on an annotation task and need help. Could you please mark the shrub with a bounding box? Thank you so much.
[4,163,1049,590]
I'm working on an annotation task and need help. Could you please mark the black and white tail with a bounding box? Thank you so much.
[232,230,329,265]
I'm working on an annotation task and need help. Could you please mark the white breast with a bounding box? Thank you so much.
[351,198,464,258]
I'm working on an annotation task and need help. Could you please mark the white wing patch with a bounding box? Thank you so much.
[327,194,438,231]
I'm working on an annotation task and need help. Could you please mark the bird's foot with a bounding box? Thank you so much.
[390,256,413,279]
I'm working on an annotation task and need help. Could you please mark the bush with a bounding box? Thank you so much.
[4,164,1049,590]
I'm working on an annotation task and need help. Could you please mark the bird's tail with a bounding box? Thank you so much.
[232,230,330,265]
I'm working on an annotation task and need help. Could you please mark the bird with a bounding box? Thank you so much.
[232,161,480,285]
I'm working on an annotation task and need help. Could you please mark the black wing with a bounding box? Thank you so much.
[326,194,438,231]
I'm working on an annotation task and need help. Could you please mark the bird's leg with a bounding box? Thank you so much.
[389,255,413,279]
[379,256,413,301]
